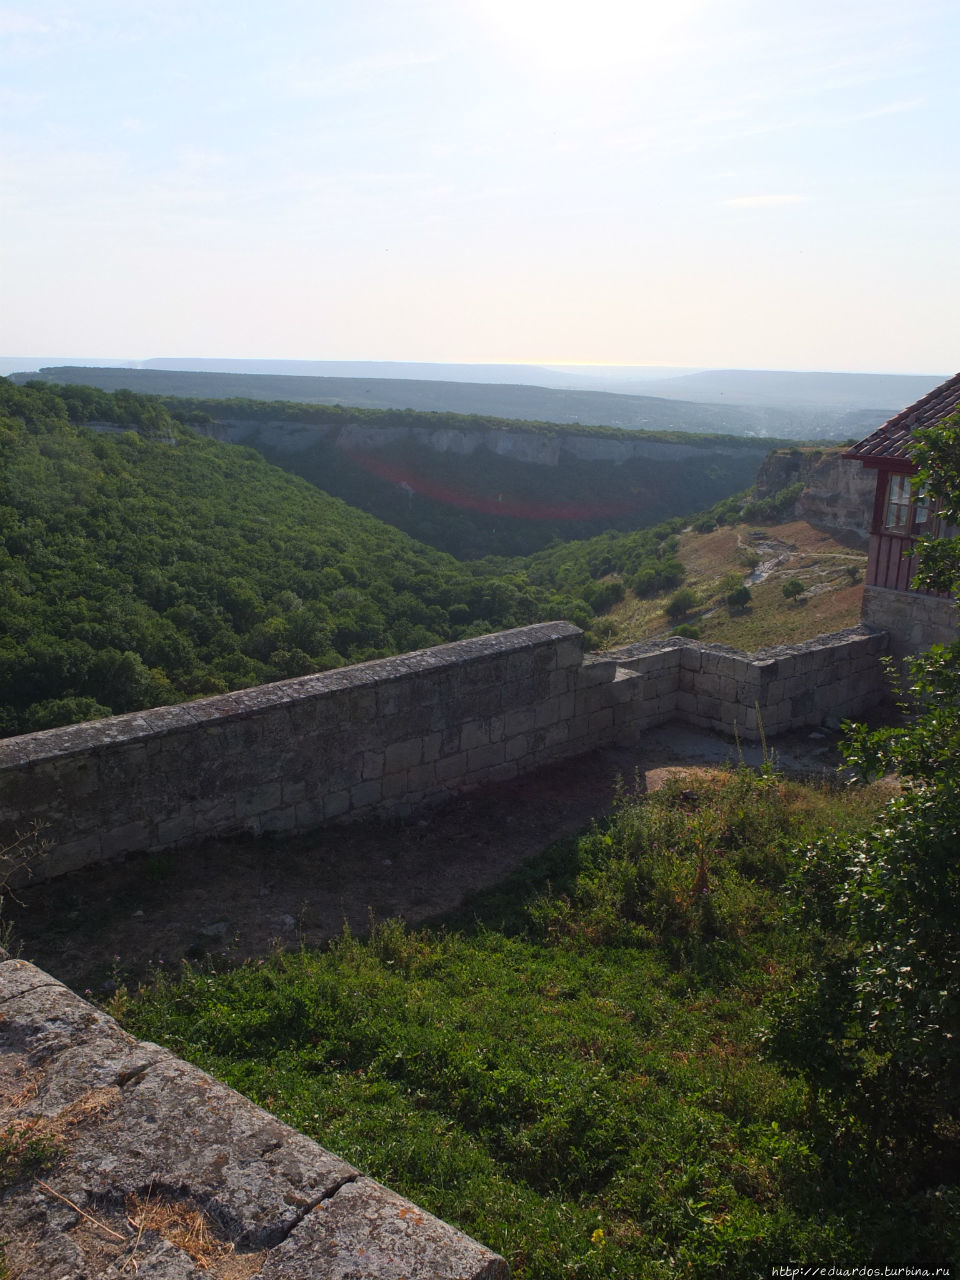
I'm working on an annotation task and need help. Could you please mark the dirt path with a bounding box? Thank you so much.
[7,725,844,994]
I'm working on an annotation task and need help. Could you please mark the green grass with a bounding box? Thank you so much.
[116,769,955,1277]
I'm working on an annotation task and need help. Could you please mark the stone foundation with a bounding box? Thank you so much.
[861,585,958,658]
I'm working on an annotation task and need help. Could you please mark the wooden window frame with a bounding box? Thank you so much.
[884,472,930,536]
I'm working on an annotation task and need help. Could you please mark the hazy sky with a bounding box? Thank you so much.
[2,0,957,371]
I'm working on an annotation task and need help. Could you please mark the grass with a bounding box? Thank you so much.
[108,765,960,1279]
[603,519,868,651]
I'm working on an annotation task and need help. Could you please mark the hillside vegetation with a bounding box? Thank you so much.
[118,761,957,1275]
[0,380,596,736]
[156,394,782,559]
[3,378,794,737]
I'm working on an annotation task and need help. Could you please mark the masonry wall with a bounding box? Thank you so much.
[0,623,889,886]
[861,584,958,658]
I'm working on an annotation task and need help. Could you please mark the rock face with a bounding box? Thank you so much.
[755,447,874,540]
[0,954,509,1279]
[210,417,760,468]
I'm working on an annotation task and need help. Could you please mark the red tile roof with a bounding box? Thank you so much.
[844,371,960,465]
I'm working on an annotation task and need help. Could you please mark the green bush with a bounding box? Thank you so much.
[768,643,960,1139]
[725,585,752,611]
[665,588,697,620]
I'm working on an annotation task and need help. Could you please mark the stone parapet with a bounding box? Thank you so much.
[0,954,508,1279]
[0,623,890,886]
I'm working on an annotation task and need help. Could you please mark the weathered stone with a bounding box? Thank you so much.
[0,959,507,1279]
[258,1178,509,1280]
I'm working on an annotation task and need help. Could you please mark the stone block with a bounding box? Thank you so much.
[467,742,506,773]
[281,779,309,804]
[696,695,721,722]
[675,690,697,716]
[679,645,702,672]
[435,751,469,783]
[362,750,385,780]
[485,762,519,784]
[790,689,816,719]
[473,686,504,718]
[350,780,382,809]
[294,801,323,828]
[236,781,284,819]
[155,814,201,846]
[406,763,437,793]
[381,771,408,800]
[459,719,489,752]
[257,1177,508,1280]
[503,707,536,736]
[555,634,584,669]
[564,714,591,743]
[587,707,615,737]
[534,697,563,729]
[577,659,617,688]
[384,737,424,774]
[260,806,298,834]
[549,668,576,696]
[544,721,569,748]
[324,790,350,819]
[504,734,528,761]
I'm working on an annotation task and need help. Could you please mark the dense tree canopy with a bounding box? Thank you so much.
[0,380,591,735]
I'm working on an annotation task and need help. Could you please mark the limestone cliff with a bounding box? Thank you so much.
[755,447,873,541]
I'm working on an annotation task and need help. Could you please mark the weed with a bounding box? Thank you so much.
[0,1120,62,1190]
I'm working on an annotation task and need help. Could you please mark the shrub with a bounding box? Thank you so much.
[665,588,697,620]
[781,578,806,601]
[725,585,751,611]
[768,643,960,1139]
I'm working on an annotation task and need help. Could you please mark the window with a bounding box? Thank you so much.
[884,473,930,534]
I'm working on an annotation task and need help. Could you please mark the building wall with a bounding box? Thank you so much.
[0,623,890,886]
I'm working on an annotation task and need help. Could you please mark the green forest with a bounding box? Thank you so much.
[0,380,596,735]
[155,394,781,559]
[0,379,757,737]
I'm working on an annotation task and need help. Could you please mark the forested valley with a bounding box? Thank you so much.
[1,379,743,737]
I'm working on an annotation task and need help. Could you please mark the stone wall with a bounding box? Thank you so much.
[0,952,508,1279]
[0,623,890,886]
[861,584,959,658]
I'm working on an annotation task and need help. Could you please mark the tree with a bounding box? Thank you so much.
[781,578,806,601]
[665,588,697,620]
[768,411,960,1139]
[725,585,751,612]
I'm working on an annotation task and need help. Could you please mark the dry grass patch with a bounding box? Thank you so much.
[603,519,867,650]
[123,1190,267,1277]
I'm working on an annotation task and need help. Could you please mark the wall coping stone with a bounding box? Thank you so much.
[0,952,509,1279]
[0,622,581,769]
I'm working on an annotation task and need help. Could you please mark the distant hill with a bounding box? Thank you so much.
[13,365,821,438]
[613,368,946,412]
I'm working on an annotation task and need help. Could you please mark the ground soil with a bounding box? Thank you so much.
[7,723,849,995]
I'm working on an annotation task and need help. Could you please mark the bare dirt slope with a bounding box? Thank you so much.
[8,725,846,994]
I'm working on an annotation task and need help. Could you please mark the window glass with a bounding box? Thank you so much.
[884,474,912,530]
[884,474,930,534]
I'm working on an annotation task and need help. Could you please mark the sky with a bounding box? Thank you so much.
[1,0,958,373]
